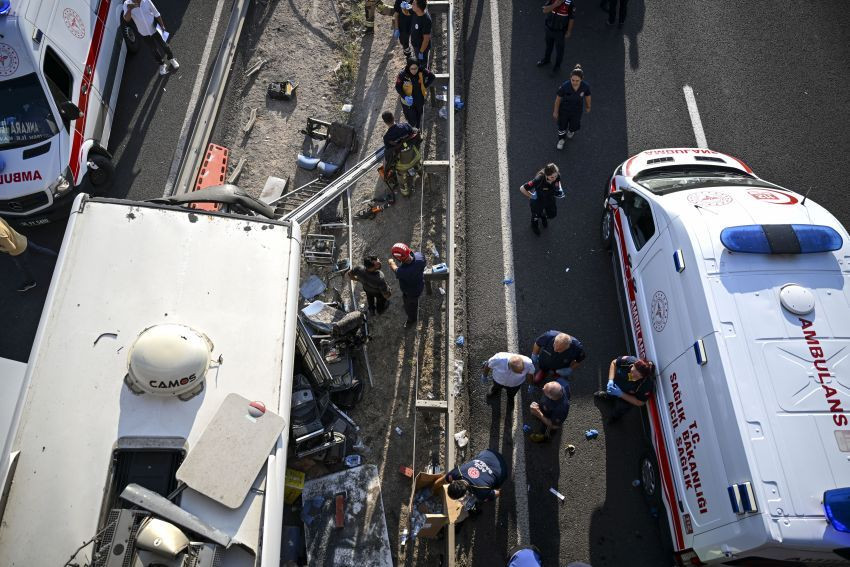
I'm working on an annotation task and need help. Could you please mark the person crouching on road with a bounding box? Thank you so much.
[531,330,585,383]
[595,356,655,424]
[387,242,426,329]
[519,163,565,236]
[483,352,535,404]
[395,58,435,129]
[123,0,179,76]
[348,255,392,316]
[553,64,591,150]
[431,449,508,516]
[529,379,569,443]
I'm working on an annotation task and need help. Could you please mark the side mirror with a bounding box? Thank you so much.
[59,101,82,121]
[607,191,624,209]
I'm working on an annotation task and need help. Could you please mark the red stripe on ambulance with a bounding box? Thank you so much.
[68,0,110,181]
[611,208,686,550]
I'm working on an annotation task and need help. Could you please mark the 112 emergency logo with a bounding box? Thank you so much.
[0,44,20,77]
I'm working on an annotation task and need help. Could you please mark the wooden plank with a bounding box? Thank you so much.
[415,399,448,412]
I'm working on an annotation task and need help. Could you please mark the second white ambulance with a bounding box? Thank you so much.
[603,148,850,565]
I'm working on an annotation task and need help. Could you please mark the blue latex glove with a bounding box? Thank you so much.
[607,381,623,398]
[531,353,540,371]
[530,190,538,200]
[418,51,425,61]
[403,96,414,106]
[393,28,400,39]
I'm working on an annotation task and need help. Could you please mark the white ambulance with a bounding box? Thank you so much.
[602,148,850,565]
[0,0,137,227]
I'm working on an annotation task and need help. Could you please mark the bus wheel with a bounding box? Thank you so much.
[87,153,114,194]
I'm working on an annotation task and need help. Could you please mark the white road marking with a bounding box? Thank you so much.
[163,1,227,197]
[683,85,708,149]
[488,0,530,546]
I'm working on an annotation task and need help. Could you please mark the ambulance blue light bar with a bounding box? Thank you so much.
[824,488,850,533]
[720,224,843,254]
[0,0,12,16]
[728,482,757,515]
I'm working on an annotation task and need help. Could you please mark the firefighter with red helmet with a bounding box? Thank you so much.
[387,242,426,329]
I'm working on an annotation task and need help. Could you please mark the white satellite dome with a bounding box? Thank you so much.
[124,324,214,401]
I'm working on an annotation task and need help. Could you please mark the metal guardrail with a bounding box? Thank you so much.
[284,148,384,224]
[168,0,252,196]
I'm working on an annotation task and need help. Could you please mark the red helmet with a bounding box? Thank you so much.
[391,242,412,261]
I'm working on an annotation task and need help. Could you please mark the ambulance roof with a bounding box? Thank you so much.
[0,197,301,565]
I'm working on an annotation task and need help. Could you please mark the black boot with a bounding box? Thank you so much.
[531,220,540,235]
[541,215,548,228]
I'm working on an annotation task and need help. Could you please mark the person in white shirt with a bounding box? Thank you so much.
[483,352,535,402]
[123,0,179,76]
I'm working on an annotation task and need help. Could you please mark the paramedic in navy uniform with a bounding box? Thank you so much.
[431,449,508,514]
[595,355,656,424]
[552,64,591,150]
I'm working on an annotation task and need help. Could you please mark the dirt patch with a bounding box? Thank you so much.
[214,0,466,564]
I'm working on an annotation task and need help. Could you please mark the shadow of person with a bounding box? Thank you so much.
[587,400,673,566]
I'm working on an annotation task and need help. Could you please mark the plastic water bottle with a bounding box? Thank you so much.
[438,106,448,120]
[436,85,448,102]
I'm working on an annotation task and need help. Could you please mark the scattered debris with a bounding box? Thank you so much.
[93,332,118,346]
[632,479,642,488]
[399,465,414,478]
[585,429,599,440]
[227,156,247,184]
[267,80,298,101]
[341,103,353,113]
[243,107,258,134]
[549,487,566,502]
[344,454,362,467]
[455,335,465,346]
[523,424,532,433]
[503,277,514,285]
[395,426,404,436]
[566,444,576,456]
[245,58,266,77]
[454,430,468,448]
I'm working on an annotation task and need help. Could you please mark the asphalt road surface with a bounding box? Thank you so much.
[0,0,230,362]
[460,1,850,566]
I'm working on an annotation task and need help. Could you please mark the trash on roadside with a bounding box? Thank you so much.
[455,335,465,346]
[566,444,576,456]
[399,465,414,478]
[549,487,566,502]
[344,454,362,468]
[267,80,298,100]
[246,58,266,77]
[503,277,514,285]
[341,103,353,113]
[299,274,327,300]
[438,106,448,120]
[454,95,464,110]
[454,430,468,448]
[395,426,404,436]
[522,424,532,434]
[565,267,570,273]
[400,528,409,546]
[585,429,599,440]
[632,479,642,488]
[431,244,440,258]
